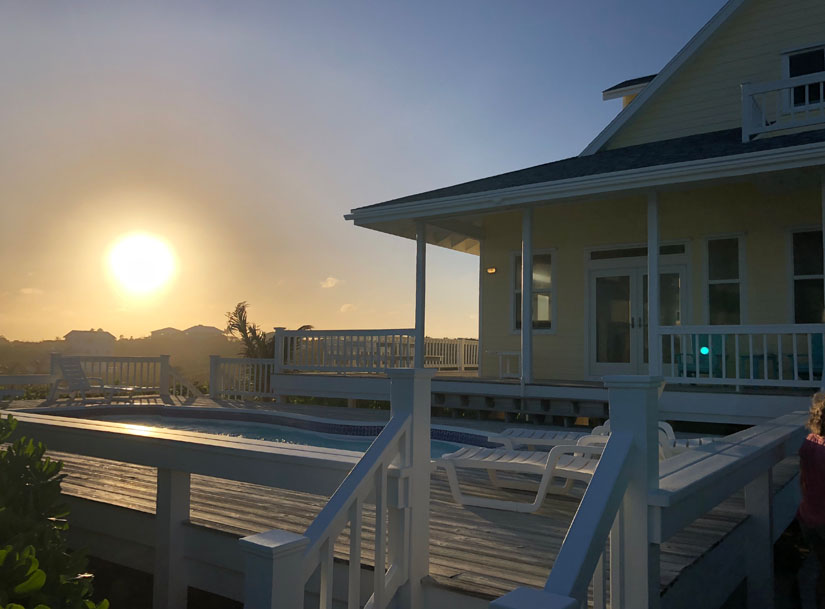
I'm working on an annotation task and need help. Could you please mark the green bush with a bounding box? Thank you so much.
[0,415,108,609]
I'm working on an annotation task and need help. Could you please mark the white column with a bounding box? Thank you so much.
[153,469,190,609]
[744,470,775,609]
[388,368,436,609]
[239,529,309,608]
[603,375,664,609]
[521,208,534,384]
[272,327,286,373]
[414,223,427,368]
[647,193,661,376]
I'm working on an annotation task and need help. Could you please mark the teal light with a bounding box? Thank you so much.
[700,346,710,356]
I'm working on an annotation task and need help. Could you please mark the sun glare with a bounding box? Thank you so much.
[107,233,177,295]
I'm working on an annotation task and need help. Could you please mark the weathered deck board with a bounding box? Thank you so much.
[51,451,799,600]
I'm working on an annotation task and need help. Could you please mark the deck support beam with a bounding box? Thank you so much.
[521,208,534,385]
[153,469,191,609]
[648,192,661,376]
[415,222,427,369]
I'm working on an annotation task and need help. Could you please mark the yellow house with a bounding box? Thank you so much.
[274,0,825,423]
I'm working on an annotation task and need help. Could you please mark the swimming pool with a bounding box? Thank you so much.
[95,413,465,458]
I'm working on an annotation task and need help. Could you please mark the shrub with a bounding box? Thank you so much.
[0,415,108,609]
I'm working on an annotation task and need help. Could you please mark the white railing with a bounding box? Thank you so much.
[273,328,479,374]
[168,369,204,401]
[209,356,278,399]
[242,369,434,609]
[493,377,807,609]
[659,323,825,387]
[279,329,416,373]
[742,71,825,141]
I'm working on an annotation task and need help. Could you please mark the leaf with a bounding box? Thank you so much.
[12,567,46,595]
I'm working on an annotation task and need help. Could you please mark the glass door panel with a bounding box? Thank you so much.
[643,271,683,365]
[595,275,632,367]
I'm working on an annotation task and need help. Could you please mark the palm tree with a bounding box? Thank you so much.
[225,302,313,359]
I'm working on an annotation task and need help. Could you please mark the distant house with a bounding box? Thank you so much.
[184,325,225,338]
[151,327,184,339]
[64,330,116,356]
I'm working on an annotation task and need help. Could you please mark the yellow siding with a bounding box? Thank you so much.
[606,0,825,149]
[479,180,820,380]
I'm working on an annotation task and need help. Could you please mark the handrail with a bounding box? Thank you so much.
[659,323,825,334]
[280,329,415,338]
[301,414,411,608]
[744,70,825,96]
[544,433,633,602]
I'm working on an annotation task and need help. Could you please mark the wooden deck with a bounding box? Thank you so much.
[53,448,800,601]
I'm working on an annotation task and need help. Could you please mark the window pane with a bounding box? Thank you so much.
[533,254,552,290]
[595,275,631,363]
[793,231,824,276]
[790,50,825,105]
[795,278,824,323]
[515,293,553,329]
[709,283,740,325]
[708,238,739,281]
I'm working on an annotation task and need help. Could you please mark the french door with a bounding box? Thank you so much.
[589,265,686,376]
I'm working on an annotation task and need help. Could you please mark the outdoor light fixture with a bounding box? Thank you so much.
[486,267,497,274]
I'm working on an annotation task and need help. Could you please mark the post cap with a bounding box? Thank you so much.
[239,529,309,558]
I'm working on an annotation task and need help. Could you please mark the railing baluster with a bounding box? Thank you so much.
[762,334,768,380]
[735,334,740,381]
[348,500,362,609]
[749,334,754,380]
[778,335,783,381]
[373,464,387,608]
[320,538,334,609]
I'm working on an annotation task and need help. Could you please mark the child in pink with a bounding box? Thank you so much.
[799,392,825,608]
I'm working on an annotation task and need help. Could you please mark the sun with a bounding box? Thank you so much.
[107,233,177,295]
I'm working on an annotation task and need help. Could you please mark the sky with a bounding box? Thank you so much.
[0,0,727,342]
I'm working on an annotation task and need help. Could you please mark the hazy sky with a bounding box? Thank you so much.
[0,0,725,341]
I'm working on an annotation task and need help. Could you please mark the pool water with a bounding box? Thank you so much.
[99,415,462,458]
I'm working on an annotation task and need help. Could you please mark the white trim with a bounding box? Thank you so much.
[580,0,745,155]
[781,47,825,114]
[704,234,746,325]
[510,248,557,336]
[347,140,825,229]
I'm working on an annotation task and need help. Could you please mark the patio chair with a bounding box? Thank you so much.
[47,358,135,404]
[436,441,605,513]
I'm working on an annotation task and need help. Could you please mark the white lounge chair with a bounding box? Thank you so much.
[437,441,605,513]
[47,358,135,404]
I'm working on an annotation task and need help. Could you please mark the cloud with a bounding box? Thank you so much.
[340,303,354,313]
[320,277,340,289]
[19,288,44,295]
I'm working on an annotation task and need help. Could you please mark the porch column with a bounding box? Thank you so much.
[414,222,427,368]
[647,192,661,376]
[521,208,534,384]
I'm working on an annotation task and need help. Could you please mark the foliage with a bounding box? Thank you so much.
[225,302,312,359]
[0,415,108,609]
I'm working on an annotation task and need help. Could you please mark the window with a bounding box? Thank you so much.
[786,47,825,106]
[792,230,824,323]
[707,237,741,325]
[514,252,553,330]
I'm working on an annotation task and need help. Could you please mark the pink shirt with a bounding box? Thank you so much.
[798,433,825,529]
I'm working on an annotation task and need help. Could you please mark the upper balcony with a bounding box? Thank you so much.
[742,70,825,142]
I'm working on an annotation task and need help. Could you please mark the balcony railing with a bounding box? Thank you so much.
[742,71,825,141]
[658,323,825,387]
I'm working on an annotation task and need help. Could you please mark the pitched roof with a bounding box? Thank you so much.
[603,74,657,94]
[356,127,825,211]
[581,0,745,155]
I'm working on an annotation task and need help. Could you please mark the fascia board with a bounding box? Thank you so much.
[580,0,745,156]
[347,141,825,225]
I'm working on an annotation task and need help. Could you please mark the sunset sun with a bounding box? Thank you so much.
[107,233,177,295]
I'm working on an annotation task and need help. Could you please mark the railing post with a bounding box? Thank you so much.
[273,327,286,373]
[458,338,466,372]
[240,530,309,609]
[159,354,171,401]
[602,375,664,609]
[153,468,190,609]
[744,471,775,609]
[388,368,436,609]
[209,355,221,399]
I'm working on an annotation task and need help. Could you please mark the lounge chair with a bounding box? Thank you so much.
[437,441,605,513]
[47,358,136,404]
